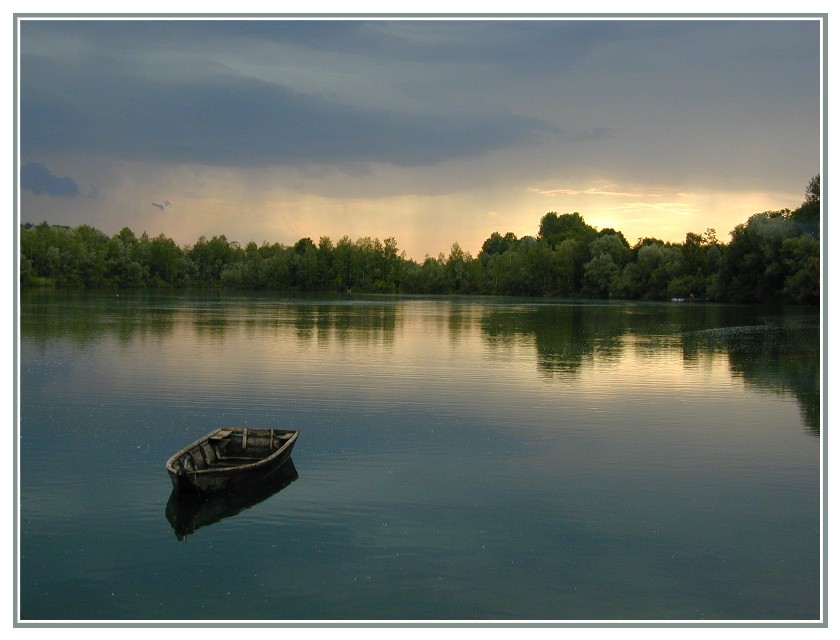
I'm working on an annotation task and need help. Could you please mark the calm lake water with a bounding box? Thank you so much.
[18,291,821,622]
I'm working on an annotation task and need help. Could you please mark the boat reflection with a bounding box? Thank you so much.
[165,460,298,540]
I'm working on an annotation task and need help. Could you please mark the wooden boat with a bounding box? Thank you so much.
[165,460,298,540]
[166,427,298,494]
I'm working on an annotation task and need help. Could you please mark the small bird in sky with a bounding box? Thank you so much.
[152,200,171,211]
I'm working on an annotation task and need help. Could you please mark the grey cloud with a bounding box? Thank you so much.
[18,18,818,191]
[573,127,615,142]
[21,162,81,197]
[20,19,365,52]
[21,57,557,168]
[194,19,817,80]
[20,19,819,87]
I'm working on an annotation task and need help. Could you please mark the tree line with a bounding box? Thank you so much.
[20,176,820,304]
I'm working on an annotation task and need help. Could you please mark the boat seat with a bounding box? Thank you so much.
[190,450,206,470]
[201,442,218,464]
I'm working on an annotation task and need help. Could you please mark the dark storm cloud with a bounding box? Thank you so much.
[190,19,816,79]
[19,19,366,51]
[18,18,819,182]
[181,20,695,69]
[20,162,81,197]
[19,18,572,169]
[20,51,556,168]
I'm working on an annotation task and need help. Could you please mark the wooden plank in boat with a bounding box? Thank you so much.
[210,429,233,441]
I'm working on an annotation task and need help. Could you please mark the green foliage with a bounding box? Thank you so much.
[582,253,619,298]
[19,177,820,304]
[781,234,820,304]
[479,231,519,258]
[189,235,235,283]
[590,233,631,267]
[788,174,820,234]
[538,212,597,248]
[719,210,809,303]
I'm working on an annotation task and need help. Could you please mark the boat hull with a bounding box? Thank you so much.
[166,428,298,495]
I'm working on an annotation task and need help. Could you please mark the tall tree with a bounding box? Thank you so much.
[538,212,597,248]
[789,174,820,233]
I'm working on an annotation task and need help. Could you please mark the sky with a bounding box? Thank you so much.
[17,16,822,261]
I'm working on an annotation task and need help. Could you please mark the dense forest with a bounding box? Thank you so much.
[20,176,820,304]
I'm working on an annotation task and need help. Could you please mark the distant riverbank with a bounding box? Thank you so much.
[20,176,819,305]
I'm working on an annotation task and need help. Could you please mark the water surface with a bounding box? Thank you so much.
[19,291,821,621]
